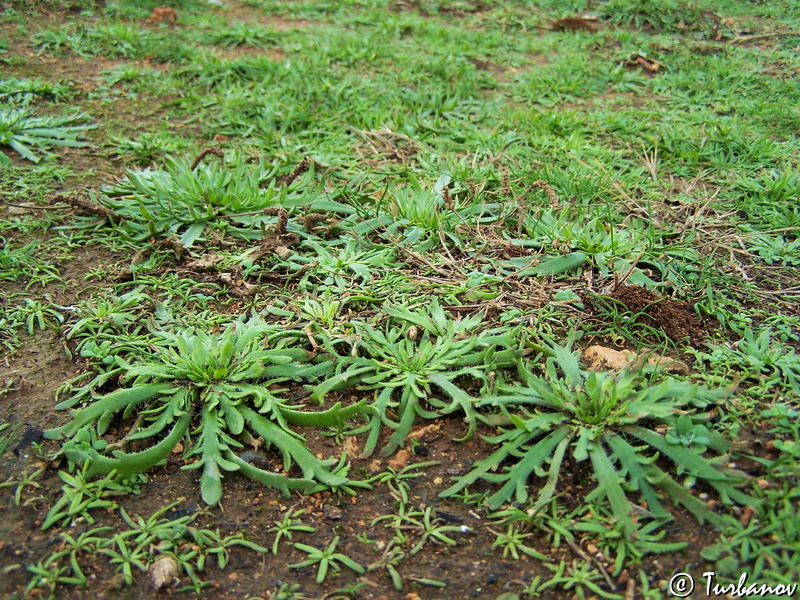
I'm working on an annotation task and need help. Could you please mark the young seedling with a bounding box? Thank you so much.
[41,465,138,530]
[290,536,365,584]
[269,507,316,554]
[489,525,547,561]
[366,460,439,503]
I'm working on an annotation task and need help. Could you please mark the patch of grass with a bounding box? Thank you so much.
[600,0,706,32]
[0,236,63,287]
[2,0,800,597]
[26,495,267,597]
[0,162,72,202]
[0,77,73,102]
[107,129,193,166]
[696,328,800,397]
[0,422,22,456]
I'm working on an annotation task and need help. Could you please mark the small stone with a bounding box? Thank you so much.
[409,422,441,440]
[433,477,443,485]
[323,505,343,520]
[172,442,183,454]
[149,555,179,590]
[413,444,429,457]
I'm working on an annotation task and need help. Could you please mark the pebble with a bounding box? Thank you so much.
[323,505,343,520]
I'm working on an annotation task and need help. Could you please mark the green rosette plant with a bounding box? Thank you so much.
[93,155,322,246]
[47,315,365,505]
[441,335,758,532]
[312,300,521,456]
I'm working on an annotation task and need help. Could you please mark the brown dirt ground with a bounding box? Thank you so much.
[0,412,731,600]
[605,284,711,345]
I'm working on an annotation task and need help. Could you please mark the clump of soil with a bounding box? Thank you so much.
[605,285,710,345]
[551,17,603,32]
[147,7,177,25]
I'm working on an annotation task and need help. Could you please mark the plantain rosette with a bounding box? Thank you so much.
[46,316,365,505]
[440,335,758,532]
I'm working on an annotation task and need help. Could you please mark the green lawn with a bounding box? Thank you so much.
[1,0,799,598]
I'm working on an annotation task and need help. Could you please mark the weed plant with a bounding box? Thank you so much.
[442,336,756,532]
[312,304,520,456]
[95,155,322,246]
[47,315,365,504]
[0,102,92,164]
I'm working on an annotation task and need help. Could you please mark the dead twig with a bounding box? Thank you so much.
[395,244,457,279]
[3,202,57,211]
[731,31,800,44]
[564,537,618,593]
[56,194,120,222]
[190,147,224,171]
[131,237,185,265]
